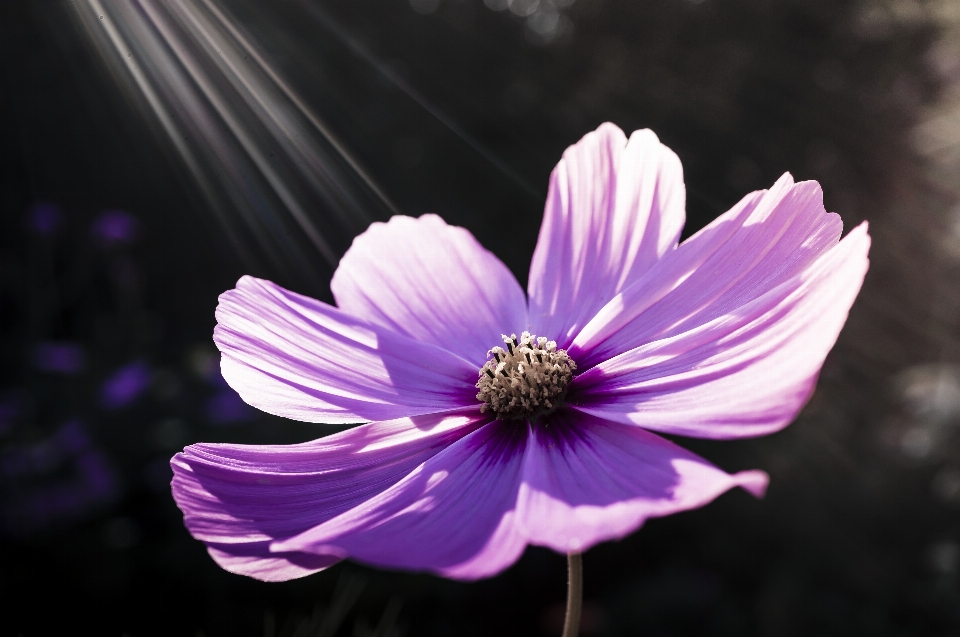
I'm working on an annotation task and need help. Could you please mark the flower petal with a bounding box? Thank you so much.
[205,542,341,582]
[215,276,477,423]
[571,176,844,366]
[516,409,767,554]
[271,420,529,581]
[570,222,870,439]
[171,410,490,581]
[527,124,685,348]
[331,215,527,366]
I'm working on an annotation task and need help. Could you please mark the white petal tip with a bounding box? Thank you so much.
[734,469,770,499]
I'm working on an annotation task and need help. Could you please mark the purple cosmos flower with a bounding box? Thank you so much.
[172,123,870,582]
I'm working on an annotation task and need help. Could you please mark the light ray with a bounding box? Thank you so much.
[295,0,542,200]
[68,0,399,288]
[197,0,402,218]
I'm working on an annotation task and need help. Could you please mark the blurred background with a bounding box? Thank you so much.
[2,0,960,634]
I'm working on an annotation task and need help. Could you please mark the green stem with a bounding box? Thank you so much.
[561,552,583,637]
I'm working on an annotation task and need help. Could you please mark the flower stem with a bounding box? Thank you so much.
[561,552,583,637]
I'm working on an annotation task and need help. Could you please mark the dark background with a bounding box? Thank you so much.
[2,0,959,635]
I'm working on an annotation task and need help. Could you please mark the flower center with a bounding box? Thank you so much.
[476,331,576,421]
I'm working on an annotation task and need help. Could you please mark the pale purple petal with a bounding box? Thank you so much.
[571,176,844,366]
[272,420,529,580]
[171,410,490,582]
[331,215,527,366]
[206,543,341,582]
[527,124,685,348]
[516,409,767,554]
[570,223,870,439]
[215,276,477,424]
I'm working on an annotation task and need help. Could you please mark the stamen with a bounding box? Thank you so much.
[476,331,576,421]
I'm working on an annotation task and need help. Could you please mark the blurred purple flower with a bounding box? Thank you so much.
[205,389,256,425]
[32,342,86,374]
[91,209,138,244]
[1,421,118,536]
[172,124,870,582]
[101,360,151,410]
[207,360,231,388]
[1,420,88,478]
[0,389,28,435]
[27,201,62,235]
[5,452,118,536]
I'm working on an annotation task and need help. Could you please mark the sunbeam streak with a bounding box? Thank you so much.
[69,0,398,290]
[197,0,402,219]
[295,0,542,200]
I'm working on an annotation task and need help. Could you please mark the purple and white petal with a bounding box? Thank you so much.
[272,421,529,581]
[215,276,477,424]
[571,176,844,366]
[516,409,767,554]
[171,410,490,581]
[570,223,870,439]
[331,215,527,367]
[205,542,341,582]
[528,124,685,348]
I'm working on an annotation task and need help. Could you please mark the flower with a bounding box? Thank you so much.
[171,123,870,582]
